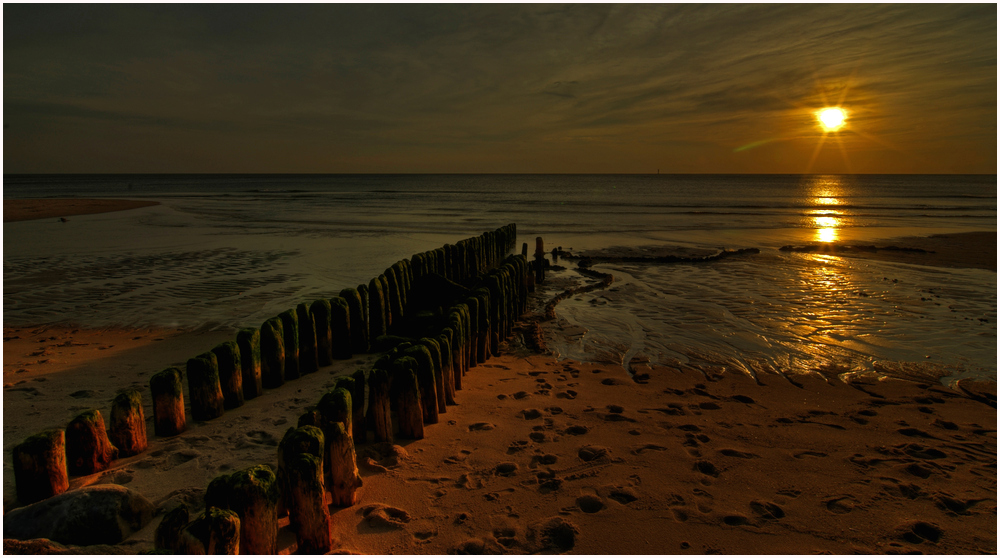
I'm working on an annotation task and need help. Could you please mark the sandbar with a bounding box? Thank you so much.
[4,199,160,222]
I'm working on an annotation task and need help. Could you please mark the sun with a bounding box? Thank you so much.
[816,107,847,132]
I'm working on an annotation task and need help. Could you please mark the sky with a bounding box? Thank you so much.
[3,3,997,174]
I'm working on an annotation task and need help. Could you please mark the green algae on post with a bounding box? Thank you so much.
[227,465,280,555]
[402,344,439,424]
[13,429,69,505]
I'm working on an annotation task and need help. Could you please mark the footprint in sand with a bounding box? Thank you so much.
[750,500,785,521]
[451,538,487,554]
[556,390,577,399]
[563,425,589,436]
[495,462,519,477]
[719,449,759,459]
[519,409,542,420]
[578,445,610,462]
[825,496,856,514]
[694,460,720,477]
[361,504,412,530]
[576,494,605,513]
[468,422,496,431]
[632,444,669,455]
[602,486,639,504]
[896,521,943,545]
[527,517,579,553]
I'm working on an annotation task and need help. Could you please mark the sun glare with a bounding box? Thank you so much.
[817,107,847,132]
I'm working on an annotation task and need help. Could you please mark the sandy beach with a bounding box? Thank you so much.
[2,200,996,554]
[4,199,160,223]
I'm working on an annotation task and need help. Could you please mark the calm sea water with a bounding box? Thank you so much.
[4,174,996,383]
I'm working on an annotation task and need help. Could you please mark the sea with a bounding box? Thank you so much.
[3,174,996,384]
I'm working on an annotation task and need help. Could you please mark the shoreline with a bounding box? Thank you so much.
[2,323,996,554]
[3,199,160,222]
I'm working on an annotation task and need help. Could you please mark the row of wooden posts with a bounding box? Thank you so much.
[11,224,528,553]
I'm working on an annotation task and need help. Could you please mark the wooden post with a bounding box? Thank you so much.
[311,299,333,367]
[385,266,403,325]
[392,358,424,440]
[327,421,362,507]
[13,429,69,504]
[260,318,285,389]
[534,236,545,283]
[474,288,491,362]
[437,330,457,405]
[109,389,147,457]
[287,453,332,553]
[329,297,352,360]
[65,409,118,475]
[337,289,366,354]
[419,338,447,414]
[205,472,232,512]
[187,352,225,422]
[448,311,465,390]
[297,303,319,375]
[350,370,368,443]
[177,507,241,554]
[237,328,263,399]
[402,345,439,424]
[277,426,324,524]
[154,505,189,551]
[212,341,244,410]
[150,367,185,436]
[356,284,370,335]
[368,277,387,341]
[522,242,528,257]
[369,368,393,443]
[464,296,479,366]
[279,309,300,380]
[227,465,279,555]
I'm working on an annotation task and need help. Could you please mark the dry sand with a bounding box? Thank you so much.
[4,199,159,222]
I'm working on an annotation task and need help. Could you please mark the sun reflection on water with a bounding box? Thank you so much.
[805,176,850,243]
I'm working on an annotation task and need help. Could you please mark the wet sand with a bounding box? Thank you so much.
[793,231,997,272]
[4,199,159,222]
[2,321,996,554]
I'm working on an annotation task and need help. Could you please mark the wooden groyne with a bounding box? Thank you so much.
[9,223,526,554]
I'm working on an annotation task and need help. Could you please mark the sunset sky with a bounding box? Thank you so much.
[4,4,996,174]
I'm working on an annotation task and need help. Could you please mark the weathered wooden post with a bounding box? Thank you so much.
[392,358,424,440]
[277,425,324,532]
[227,465,279,555]
[350,370,368,442]
[279,309,300,380]
[378,274,392,329]
[260,318,285,389]
[385,265,403,325]
[329,297,352,360]
[522,242,528,257]
[327,421,361,507]
[65,409,118,475]
[297,303,319,375]
[318,387,353,441]
[474,288,492,362]
[448,311,465,389]
[177,508,241,554]
[287,453,332,553]
[402,345,439,424]
[367,278,388,344]
[437,330,457,405]
[150,367,185,436]
[368,368,393,443]
[237,328,263,399]
[464,296,479,366]
[187,352,225,422]
[534,236,545,283]
[13,429,69,504]
[212,341,244,410]
[356,283,370,330]
[154,505,189,552]
[339,289,368,354]
[109,389,147,457]
[311,299,333,367]
[419,338,448,413]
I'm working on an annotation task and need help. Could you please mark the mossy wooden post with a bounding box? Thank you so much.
[402,345,439,424]
[448,311,465,390]
[329,297,352,360]
[155,505,189,551]
[260,317,285,389]
[228,465,279,555]
[187,352,225,422]
[109,389,147,457]
[392,358,424,440]
[288,453,332,553]
[464,296,480,366]
[419,338,447,414]
[237,328,263,399]
[456,304,474,370]
[318,387,353,442]
[66,409,118,475]
[205,507,241,554]
[327,421,362,507]
[378,274,392,329]
[368,277,387,341]
[277,426,324,524]
[385,266,403,325]
[297,303,318,375]
[150,367,185,436]
[13,429,69,504]
[474,288,492,362]
[205,472,232,512]
[350,370,368,442]
[356,283,370,329]
[339,288,368,353]
[311,299,333,367]
[437,330,457,405]
[212,341,244,410]
[369,368,393,443]
[279,309,300,380]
